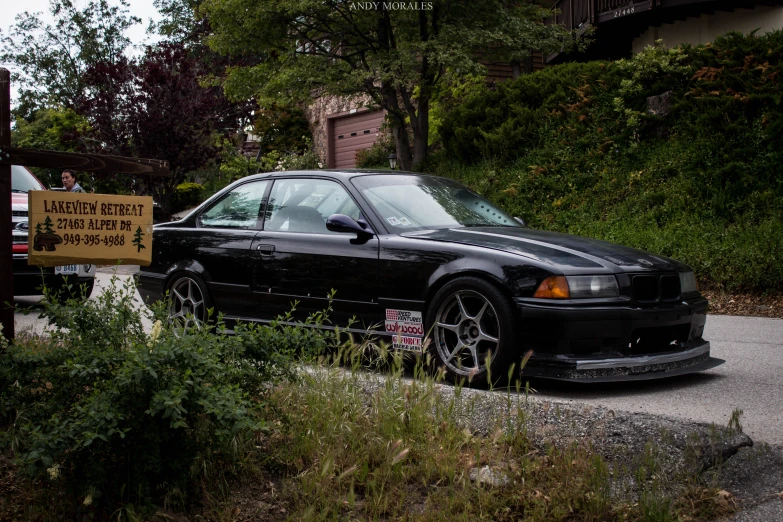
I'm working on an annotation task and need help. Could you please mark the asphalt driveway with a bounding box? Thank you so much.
[532,314,783,447]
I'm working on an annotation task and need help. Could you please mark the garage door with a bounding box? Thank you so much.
[332,110,385,168]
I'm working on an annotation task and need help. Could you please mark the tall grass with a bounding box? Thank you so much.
[252,346,737,521]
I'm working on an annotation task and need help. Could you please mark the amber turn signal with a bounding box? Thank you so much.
[533,276,570,298]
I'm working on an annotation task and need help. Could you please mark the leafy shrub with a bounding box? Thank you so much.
[355,133,395,168]
[260,137,322,172]
[0,277,337,516]
[434,31,783,292]
[171,182,206,213]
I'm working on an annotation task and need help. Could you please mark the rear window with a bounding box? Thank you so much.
[12,165,46,193]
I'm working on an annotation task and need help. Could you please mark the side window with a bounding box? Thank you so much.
[265,178,361,234]
[198,180,269,229]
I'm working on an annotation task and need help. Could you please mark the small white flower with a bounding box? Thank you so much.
[47,465,60,480]
[147,320,163,349]
[318,162,323,169]
[83,494,92,506]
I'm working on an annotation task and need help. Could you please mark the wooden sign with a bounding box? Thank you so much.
[27,191,153,267]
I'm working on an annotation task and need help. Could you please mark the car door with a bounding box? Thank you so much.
[189,179,270,317]
[249,177,381,330]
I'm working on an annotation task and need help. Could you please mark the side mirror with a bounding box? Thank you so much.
[326,214,374,236]
[514,216,527,227]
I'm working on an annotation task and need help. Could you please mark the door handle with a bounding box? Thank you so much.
[256,244,275,255]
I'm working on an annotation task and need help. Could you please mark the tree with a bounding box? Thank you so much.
[11,107,91,188]
[0,0,140,119]
[79,42,237,218]
[201,0,580,170]
[253,104,312,157]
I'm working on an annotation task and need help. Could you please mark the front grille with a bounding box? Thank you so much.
[633,276,658,301]
[632,274,681,303]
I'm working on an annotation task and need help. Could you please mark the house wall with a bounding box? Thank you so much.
[633,5,783,53]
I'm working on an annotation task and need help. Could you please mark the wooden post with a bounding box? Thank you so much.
[0,69,14,341]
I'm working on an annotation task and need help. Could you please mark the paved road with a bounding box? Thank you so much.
[532,314,783,447]
[13,276,783,447]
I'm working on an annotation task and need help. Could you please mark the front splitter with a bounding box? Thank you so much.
[522,346,725,383]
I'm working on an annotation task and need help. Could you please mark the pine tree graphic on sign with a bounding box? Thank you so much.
[33,216,62,252]
[132,226,146,252]
[43,216,54,233]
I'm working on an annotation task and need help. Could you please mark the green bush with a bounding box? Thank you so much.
[0,278,337,516]
[171,182,206,213]
[355,133,395,169]
[434,31,783,292]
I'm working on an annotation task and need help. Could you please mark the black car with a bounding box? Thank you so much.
[137,170,723,384]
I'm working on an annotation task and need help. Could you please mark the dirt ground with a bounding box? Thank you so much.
[702,290,783,319]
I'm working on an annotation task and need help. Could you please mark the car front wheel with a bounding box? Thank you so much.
[426,277,516,387]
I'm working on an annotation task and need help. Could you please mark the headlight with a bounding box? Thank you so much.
[679,271,698,294]
[566,275,619,298]
[533,275,619,299]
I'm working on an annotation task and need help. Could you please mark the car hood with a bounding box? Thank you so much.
[401,227,687,273]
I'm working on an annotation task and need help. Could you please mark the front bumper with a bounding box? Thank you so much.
[514,295,723,381]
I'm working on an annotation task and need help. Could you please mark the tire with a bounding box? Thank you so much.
[425,277,516,387]
[167,272,211,331]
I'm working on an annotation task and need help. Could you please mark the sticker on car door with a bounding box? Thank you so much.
[385,308,424,351]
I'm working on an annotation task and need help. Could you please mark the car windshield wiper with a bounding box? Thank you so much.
[11,189,27,193]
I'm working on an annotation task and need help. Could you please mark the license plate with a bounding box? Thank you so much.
[55,265,79,275]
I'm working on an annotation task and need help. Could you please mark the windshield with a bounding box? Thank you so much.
[12,165,46,193]
[352,175,518,232]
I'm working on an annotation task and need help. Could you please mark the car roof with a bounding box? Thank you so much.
[237,169,426,183]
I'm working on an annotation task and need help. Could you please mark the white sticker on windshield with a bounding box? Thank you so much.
[398,217,411,226]
[386,217,400,226]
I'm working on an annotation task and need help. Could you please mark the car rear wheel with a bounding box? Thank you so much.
[426,277,516,387]
[168,273,210,330]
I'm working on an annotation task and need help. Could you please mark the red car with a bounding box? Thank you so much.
[11,165,96,298]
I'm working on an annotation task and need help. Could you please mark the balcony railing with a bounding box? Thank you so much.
[547,0,727,29]
[548,0,646,28]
